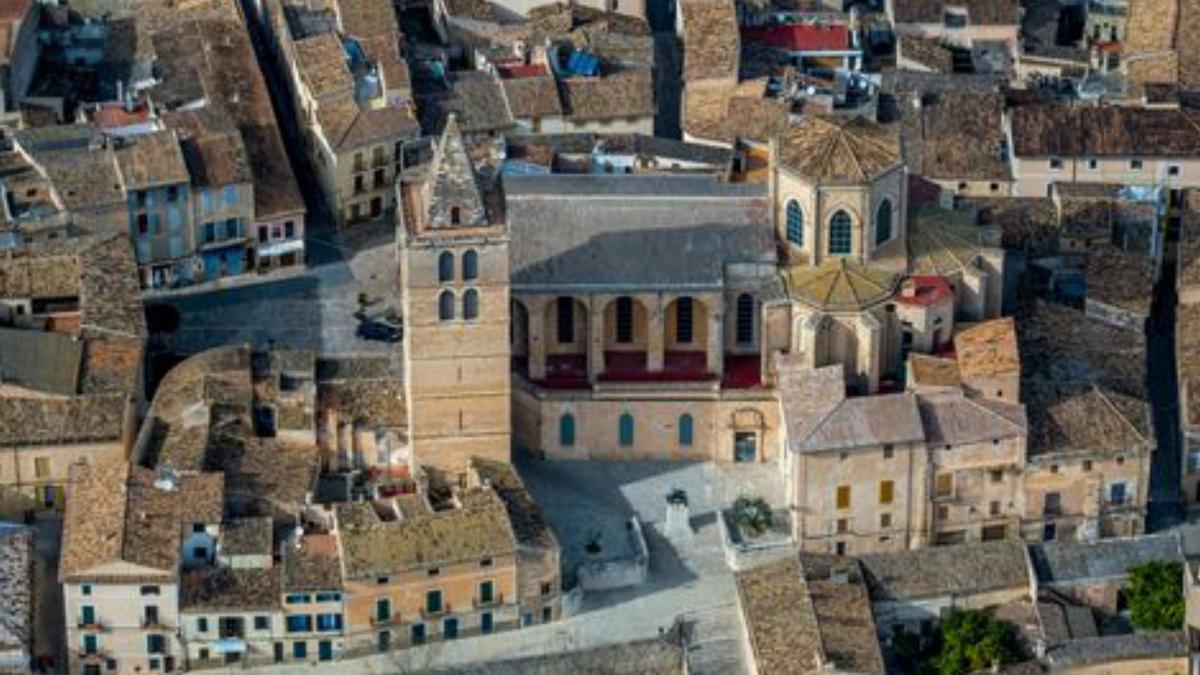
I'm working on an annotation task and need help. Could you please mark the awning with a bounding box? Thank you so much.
[257,239,305,257]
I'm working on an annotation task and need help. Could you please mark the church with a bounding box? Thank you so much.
[396,114,1006,477]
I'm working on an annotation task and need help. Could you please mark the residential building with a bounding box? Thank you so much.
[337,490,520,653]
[0,234,144,517]
[898,88,1013,198]
[886,0,1022,52]
[1019,301,1154,541]
[114,130,197,288]
[179,518,286,669]
[11,126,129,237]
[279,531,346,664]
[1005,103,1200,199]
[61,459,224,675]
[267,0,419,228]
[735,553,885,675]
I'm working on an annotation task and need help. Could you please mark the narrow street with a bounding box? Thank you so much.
[1146,221,1184,532]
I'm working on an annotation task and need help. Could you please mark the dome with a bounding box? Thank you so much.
[784,258,900,312]
[777,115,901,184]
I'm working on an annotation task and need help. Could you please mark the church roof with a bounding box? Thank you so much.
[777,115,901,184]
[424,114,487,228]
[783,259,900,312]
[907,205,993,277]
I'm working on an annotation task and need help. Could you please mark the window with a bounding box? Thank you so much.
[204,222,216,243]
[1049,158,1063,170]
[836,485,850,509]
[786,199,804,245]
[989,470,1003,483]
[836,518,848,534]
[166,185,178,203]
[225,219,240,239]
[480,557,493,568]
[615,297,634,343]
[34,457,49,479]
[678,414,694,446]
[875,200,893,245]
[481,611,494,634]
[935,474,953,498]
[285,221,295,239]
[146,634,165,654]
[828,211,852,255]
[990,500,1001,517]
[376,576,389,585]
[1130,159,1143,170]
[427,567,440,577]
[438,251,454,282]
[197,617,209,632]
[255,616,270,631]
[81,605,96,626]
[82,634,98,655]
[140,586,160,596]
[880,513,892,529]
[883,445,894,459]
[1083,460,1094,472]
[411,623,425,645]
[463,289,479,320]
[192,546,208,560]
[675,297,693,344]
[450,206,461,225]
[354,175,365,194]
[1110,482,1128,505]
[1169,165,1181,177]
[443,617,459,639]
[148,658,161,671]
[258,226,269,243]
[293,641,307,660]
[223,185,238,206]
[376,599,391,622]
[374,168,385,189]
[619,413,634,447]
[314,592,340,603]
[559,413,575,447]
[735,294,754,344]
[285,594,310,604]
[541,582,552,597]
[316,614,342,632]
[556,297,575,343]
[201,189,213,212]
[136,213,149,235]
[425,590,442,614]
[462,250,479,281]
[1043,492,1062,516]
[1087,158,1099,170]
[144,606,159,627]
[479,580,494,604]
[286,615,311,633]
[879,480,894,505]
[82,585,92,597]
[438,291,455,321]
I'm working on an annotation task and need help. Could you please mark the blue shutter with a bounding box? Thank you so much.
[618,413,634,447]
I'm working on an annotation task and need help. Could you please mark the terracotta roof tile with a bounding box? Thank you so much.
[778,115,901,184]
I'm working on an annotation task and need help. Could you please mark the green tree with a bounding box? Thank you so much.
[1127,560,1185,631]
[732,495,773,537]
[929,609,1020,675]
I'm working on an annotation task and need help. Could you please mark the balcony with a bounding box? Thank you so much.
[143,618,170,631]
[420,602,452,620]
[473,592,504,609]
[370,615,399,627]
[76,620,107,632]
[74,649,111,663]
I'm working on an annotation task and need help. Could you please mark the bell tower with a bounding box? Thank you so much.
[397,115,511,481]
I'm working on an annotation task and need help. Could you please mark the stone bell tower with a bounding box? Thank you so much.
[397,115,511,482]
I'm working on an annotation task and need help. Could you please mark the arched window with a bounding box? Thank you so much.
[675,297,694,344]
[736,294,754,344]
[438,290,455,321]
[786,200,804,246]
[618,413,634,447]
[559,413,575,447]
[462,249,479,281]
[875,200,893,246]
[438,251,454,282]
[678,414,693,446]
[463,289,479,320]
[615,296,634,343]
[828,210,852,256]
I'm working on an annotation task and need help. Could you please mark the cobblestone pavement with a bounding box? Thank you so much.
[149,224,398,357]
